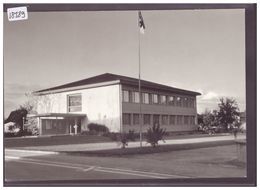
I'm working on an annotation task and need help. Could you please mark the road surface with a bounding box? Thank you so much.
[5,149,188,182]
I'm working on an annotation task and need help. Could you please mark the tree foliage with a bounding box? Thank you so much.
[5,107,28,130]
[218,97,240,131]
[146,123,166,148]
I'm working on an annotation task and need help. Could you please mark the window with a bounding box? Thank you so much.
[142,93,150,104]
[132,91,140,103]
[123,90,130,102]
[190,116,195,125]
[68,94,82,112]
[168,96,175,106]
[176,96,182,107]
[143,114,151,125]
[183,97,188,107]
[153,114,160,125]
[184,116,189,125]
[133,114,140,125]
[169,115,176,125]
[152,94,159,104]
[160,95,167,104]
[162,115,168,125]
[190,98,195,108]
[177,115,183,125]
[123,113,131,125]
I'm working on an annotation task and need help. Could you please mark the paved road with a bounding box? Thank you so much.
[5,149,188,182]
[5,134,246,184]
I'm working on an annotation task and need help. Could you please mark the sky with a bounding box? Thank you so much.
[3,9,246,117]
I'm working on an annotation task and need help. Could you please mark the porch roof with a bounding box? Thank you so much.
[28,113,86,118]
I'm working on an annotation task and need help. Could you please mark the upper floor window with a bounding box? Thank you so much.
[123,90,130,102]
[183,97,189,107]
[68,94,82,112]
[160,95,167,104]
[189,98,195,108]
[152,94,159,104]
[132,91,140,103]
[142,93,150,104]
[168,96,175,106]
[176,96,182,107]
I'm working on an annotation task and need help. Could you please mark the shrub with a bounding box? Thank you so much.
[103,132,119,141]
[87,123,109,135]
[119,133,128,148]
[127,130,136,141]
[146,123,166,148]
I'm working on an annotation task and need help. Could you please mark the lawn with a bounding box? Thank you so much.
[4,132,233,148]
[61,139,236,157]
[4,134,112,148]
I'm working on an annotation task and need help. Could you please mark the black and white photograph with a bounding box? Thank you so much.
[3,4,256,186]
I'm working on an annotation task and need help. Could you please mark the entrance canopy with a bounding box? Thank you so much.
[28,113,86,136]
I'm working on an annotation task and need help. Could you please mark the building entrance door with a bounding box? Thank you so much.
[69,118,81,135]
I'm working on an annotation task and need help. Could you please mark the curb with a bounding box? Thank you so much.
[5,148,59,155]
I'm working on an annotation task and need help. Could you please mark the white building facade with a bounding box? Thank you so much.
[34,73,200,136]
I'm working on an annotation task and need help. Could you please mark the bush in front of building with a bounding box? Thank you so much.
[102,130,138,148]
[87,123,109,135]
[146,123,166,148]
[119,130,139,148]
[103,132,119,141]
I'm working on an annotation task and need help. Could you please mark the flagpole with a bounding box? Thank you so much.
[138,11,143,148]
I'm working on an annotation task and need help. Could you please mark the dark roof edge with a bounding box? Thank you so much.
[34,73,201,96]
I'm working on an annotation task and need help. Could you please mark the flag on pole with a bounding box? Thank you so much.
[138,11,145,34]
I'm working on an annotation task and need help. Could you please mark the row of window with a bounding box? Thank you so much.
[123,113,196,126]
[122,90,195,108]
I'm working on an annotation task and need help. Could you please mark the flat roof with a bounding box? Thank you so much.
[34,73,201,96]
[28,113,86,118]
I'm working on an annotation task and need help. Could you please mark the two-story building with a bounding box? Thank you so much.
[32,73,201,136]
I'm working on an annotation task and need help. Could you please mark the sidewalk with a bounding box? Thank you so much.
[8,134,246,153]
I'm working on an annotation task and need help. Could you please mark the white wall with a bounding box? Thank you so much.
[36,84,121,132]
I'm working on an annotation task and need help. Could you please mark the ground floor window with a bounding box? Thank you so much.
[153,114,160,125]
[161,115,168,125]
[122,113,196,126]
[169,115,176,125]
[143,114,151,125]
[184,116,189,125]
[177,115,183,125]
[133,114,140,125]
[190,116,195,125]
[123,113,131,125]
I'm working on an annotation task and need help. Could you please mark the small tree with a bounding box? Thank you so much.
[5,107,28,133]
[202,109,214,127]
[146,123,166,148]
[218,97,240,131]
[119,130,136,149]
